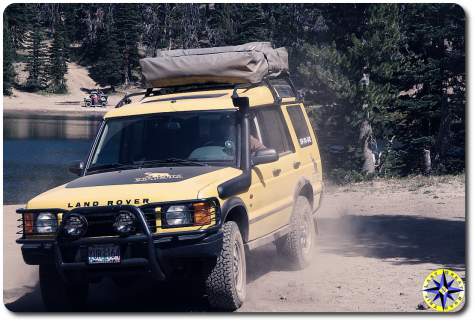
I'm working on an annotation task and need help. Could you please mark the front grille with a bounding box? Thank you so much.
[83,210,157,238]
[84,212,117,237]
[142,208,158,232]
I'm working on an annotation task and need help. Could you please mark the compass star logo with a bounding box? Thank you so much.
[422,269,465,312]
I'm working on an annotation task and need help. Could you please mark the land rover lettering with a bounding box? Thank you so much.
[67,198,150,208]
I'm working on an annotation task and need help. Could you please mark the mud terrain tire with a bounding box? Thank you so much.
[276,196,315,269]
[39,264,89,311]
[205,221,246,311]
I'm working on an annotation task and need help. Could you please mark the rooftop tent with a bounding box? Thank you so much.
[140,42,289,88]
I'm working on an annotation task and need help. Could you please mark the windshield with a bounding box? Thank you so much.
[88,111,237,173]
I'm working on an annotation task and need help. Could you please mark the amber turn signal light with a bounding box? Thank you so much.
[24,213,34,234]
[193,202,212,226]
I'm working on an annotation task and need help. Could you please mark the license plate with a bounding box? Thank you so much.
[88,244,120,264]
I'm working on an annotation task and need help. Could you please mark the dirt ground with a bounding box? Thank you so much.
[3,62,139,114]
[2,175,465,312]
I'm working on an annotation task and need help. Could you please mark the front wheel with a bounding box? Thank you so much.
[39,264,89,311]
[275,196,315,269]
[205,221,246,311]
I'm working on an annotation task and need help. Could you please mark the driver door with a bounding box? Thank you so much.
[246,106,297,240]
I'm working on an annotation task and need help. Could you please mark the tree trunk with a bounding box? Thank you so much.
[423,149,432,175]
[359,119,375,174]
[123,55,129,86]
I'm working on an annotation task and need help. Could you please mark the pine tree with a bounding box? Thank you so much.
[4,3,32,51]
[203,3,230,47]
[3,19,16,96]
[89,32,123,89]
[24,18,48,92]
[47,27,68,93]
[392,4,465,174]
[230,4,270,44]
[299,4,402,177]
[112,3,141,85]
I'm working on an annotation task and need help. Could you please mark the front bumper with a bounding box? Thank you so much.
[16,204,223,280]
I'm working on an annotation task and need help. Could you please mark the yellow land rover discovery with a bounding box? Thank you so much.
[16,43,323,311]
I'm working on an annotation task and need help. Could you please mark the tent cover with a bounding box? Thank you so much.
[140,42,289,88]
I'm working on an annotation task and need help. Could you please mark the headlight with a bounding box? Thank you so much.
[162,202,214,227]
[113,211,136,235]
[164,205,192,226]
[62,214,87,238]
[35,213,58,234]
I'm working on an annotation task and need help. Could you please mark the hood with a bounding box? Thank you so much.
[26,166,242,210]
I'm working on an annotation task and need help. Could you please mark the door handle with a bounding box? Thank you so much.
[293,161,301,169]
[272,168,282,176]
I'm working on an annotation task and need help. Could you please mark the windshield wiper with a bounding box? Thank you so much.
[88,158,208,174]
[134,158,207,167]
[87,163,137,173]
[166,158,208,166]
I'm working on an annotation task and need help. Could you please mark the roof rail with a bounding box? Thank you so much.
[115,83,236,108]
[114,76,299,109]
[114,90,149,108]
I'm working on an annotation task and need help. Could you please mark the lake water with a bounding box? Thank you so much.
[3,114,102,205]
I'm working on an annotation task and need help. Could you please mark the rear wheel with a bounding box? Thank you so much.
[205,221,246,311]
[275,196,315,269]
[39,264,89,311]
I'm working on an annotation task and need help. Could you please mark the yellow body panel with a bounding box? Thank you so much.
[25,85,323,240]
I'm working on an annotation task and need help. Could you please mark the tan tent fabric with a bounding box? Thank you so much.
[140,42,289,88]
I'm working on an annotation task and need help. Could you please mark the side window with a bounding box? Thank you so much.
[268,79,296,98]
[256,107,294,155]
[287,105,313,148]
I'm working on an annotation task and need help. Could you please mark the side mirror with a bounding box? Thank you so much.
[252,148,279,166]
[68,160,84,176]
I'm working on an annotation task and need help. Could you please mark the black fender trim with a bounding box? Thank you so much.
[220,196,249,242]
[220,196,248,222]
[293,177,313,204]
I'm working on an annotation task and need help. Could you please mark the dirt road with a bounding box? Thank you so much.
[3,176,465,312]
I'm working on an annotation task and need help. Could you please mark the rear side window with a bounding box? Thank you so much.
[287,105,313,147]
[255,107,294,154]
[268,79,296,98]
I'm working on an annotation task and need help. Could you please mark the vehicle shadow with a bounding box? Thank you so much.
[5,278,212,312]
[317,214,465,269]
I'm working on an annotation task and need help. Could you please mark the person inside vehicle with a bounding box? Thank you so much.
[249,115,266,154]
[250,135,266,154]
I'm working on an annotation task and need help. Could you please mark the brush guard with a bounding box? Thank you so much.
[16,205,176,281]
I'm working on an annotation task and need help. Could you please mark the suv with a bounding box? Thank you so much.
[16,78,323,311]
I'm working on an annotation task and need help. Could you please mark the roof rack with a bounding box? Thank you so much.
[114,75,301,109]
